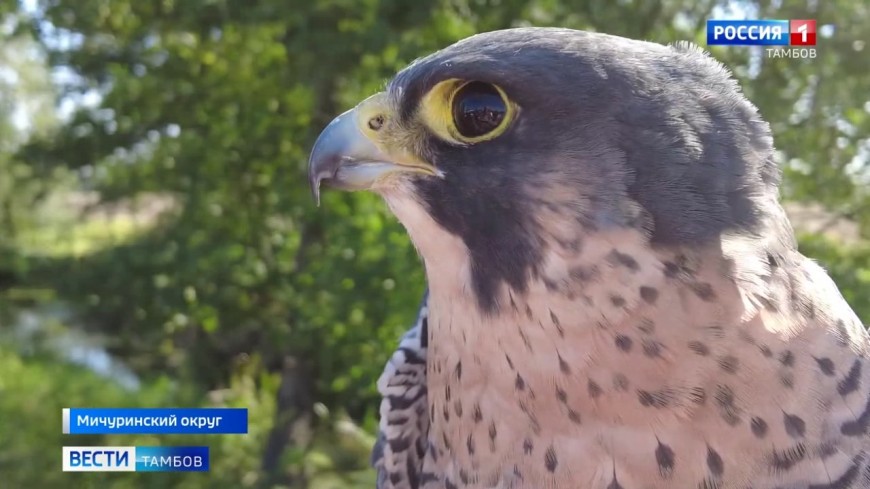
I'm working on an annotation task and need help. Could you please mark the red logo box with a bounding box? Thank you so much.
[790,20,817,46]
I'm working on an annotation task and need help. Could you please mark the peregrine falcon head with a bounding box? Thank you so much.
[309,27,789,312]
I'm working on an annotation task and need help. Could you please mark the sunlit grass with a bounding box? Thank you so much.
[19,215,148,257]
[13,191,175,259]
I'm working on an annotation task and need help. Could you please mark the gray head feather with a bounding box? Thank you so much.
[387,28,793,310]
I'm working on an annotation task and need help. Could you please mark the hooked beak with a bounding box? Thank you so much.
[307,95,440,205]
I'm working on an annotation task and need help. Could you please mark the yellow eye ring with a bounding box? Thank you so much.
[419,79,517,145]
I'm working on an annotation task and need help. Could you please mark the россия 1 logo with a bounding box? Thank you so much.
[706,19,817,59]
[789,20,816,46]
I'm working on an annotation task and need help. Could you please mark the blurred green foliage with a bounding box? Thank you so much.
[0,0,867,488]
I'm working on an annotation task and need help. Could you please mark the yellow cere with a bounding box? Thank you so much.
[355,92,390,142]
[354,92,442,177]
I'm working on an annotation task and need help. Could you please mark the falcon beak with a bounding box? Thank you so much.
[308,94,441,206]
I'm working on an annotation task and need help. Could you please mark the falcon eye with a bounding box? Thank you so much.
[451,82,508,140]
[418,78,515,144]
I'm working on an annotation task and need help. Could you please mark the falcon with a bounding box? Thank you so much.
[308,28,870,489]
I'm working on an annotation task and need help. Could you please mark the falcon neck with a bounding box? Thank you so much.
[421,227,674,376]
[384,185,745,408]
[418,222,750,413]
[384,188,784,486]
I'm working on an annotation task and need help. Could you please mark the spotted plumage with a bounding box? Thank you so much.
[372,292,430,489]
[310,28,870,489]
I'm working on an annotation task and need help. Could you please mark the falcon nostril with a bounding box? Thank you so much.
[368,114,385,131]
